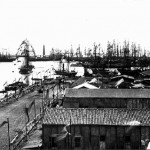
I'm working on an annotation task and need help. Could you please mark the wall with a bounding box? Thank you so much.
[63,97,150,109]
[43,124,150,150]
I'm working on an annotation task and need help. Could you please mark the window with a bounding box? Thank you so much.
[49,137,57,148]
[74,137,82,148]
[100,135,105,141]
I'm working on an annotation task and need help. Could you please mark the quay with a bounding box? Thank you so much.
[0,80,63,150]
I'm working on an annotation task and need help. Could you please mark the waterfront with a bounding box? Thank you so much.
[0,60,84,98]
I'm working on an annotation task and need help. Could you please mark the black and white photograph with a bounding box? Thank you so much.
[0,0,150,149]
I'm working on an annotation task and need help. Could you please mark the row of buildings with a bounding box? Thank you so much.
[41,77,150,150]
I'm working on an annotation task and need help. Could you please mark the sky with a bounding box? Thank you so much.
[0,0,150,55]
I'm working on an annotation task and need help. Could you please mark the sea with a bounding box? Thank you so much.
[0,58,84,99]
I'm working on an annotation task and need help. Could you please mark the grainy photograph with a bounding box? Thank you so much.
[0,0,150,149]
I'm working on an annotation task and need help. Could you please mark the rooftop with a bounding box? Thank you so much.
[140,70,150,76]
[65,88,150,98]
[71,77,86,88]
[73,82,99,89]
[43,108,150,126]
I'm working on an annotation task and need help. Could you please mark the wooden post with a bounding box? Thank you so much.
[70,116,72,150]
[15,88,17,100]
[34,100,36,121]
[6,91,8,102]
[57,83,58,100]
[42,87,44,114]
[52,86,55,99]
[7,118,10,150]
[25,104,28,141]
[140,125,141,149]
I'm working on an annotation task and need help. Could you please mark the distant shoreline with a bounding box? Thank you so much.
[0,58,59,62]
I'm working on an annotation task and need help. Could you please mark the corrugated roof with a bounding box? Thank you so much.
[43,108,150,126]
[65,88,150,98]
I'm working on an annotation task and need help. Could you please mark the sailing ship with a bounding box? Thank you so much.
[54,57,77,77]
[16,39,35,75]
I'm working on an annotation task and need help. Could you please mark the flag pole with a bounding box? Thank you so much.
[7,118,10,150]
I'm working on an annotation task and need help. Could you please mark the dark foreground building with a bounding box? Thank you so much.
[42,108,150,150]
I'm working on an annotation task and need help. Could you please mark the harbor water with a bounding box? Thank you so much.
[0,60,84,98]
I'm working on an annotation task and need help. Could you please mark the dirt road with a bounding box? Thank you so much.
[0,89,43,150]
[0,83,62,150]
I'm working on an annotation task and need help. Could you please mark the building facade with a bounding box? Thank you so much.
[42,108,150,150]
[63,88,150,108]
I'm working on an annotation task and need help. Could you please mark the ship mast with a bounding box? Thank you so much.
[16,39,36,74]
[16,39,36,58]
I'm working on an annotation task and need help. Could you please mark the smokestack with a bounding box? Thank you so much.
[43,45,45,57]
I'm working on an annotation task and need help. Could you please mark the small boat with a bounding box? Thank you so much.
[19,64,34,74]
[70,62,83,67]
[31,77,42,81]
[5,81,27,91]
[0,90,7,93]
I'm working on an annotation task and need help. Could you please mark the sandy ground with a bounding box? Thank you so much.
[0,89,43,150]
[0,84,60,150]
[0,84,52,150]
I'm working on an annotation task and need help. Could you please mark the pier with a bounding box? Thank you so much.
[0,80,63,150]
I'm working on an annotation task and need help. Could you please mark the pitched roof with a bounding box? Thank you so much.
[111,75,134,82]
[140,70,150,76]
[89,78,98,83]
[71,77,86,88]
[73,82,99,89]
[132,83,144,88]
[115,78,124,87]
[65,88,150,98]
[43,108,150,126]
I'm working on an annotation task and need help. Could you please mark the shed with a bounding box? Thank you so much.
[65,88,150,99]
[43,108,150,150]
[63,88,150,108]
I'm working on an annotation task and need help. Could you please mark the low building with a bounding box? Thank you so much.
[42,108,150,150]
[63,88,150,108]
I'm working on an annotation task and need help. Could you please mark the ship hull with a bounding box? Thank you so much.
[55,70,77,77]
[19,65,34,75]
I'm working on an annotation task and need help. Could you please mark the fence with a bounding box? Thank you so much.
[0,84,38,108]
[4,82,64,150]
[10,112,43,150]
[10,83,62,149]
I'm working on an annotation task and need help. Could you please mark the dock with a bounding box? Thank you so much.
[0,81,63,150]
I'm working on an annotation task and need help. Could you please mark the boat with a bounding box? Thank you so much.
[54,57,77,77]
[5,81,28,91]
[16,39,35,75]
[70,62,83,67]
[19,64,34,74]
[55,70,77,77]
